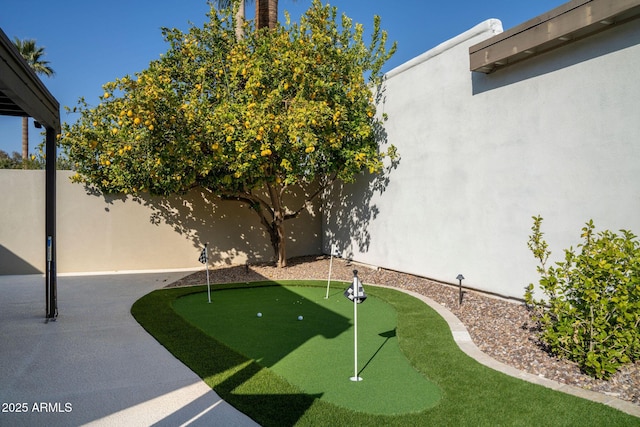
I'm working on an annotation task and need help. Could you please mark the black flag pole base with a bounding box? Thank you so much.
[350,376,363,382]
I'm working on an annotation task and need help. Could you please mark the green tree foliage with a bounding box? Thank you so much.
[60,0,397,267]
[0,144,73,170]
[0,150,27,169]
[525,216,640,378]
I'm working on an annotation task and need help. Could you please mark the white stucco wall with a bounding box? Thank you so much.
[0,170,45,274]
[325,19,640,299]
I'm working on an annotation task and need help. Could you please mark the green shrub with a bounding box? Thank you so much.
[525,216,640,379]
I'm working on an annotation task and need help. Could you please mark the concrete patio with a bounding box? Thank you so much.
[0,272,259,426]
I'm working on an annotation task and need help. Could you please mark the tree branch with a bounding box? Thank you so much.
[220,191,274,226]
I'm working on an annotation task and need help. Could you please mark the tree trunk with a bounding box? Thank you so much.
[275,216,286,267]
[267,216,287,268]
[255,0,278,30]
[234,0,245,39]
[21,116,29,168]
[266,182,287,267]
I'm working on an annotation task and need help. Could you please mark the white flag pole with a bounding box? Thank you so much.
[205,243,211,304]
[350,270,362,382]
[325,243,335,299]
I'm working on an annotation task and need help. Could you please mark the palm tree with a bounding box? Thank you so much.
[217,0,289,35]
[255,0,279,30]
[216,0,247,38]
[13,38,55,166]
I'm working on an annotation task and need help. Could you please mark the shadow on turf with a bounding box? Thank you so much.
[154,359,322,426]
[358,327,397,376]
[201,285,352,368]
[134,284,329,427]
[152,363,322,427]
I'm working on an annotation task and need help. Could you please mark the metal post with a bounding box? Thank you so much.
[45,126,57,320]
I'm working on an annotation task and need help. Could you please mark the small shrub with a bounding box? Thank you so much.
[525,216,640,379]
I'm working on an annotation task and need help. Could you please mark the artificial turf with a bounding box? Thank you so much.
[131,280,640,426]
[172,284,442,414]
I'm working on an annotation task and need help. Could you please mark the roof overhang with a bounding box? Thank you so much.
[0,27,60,131]
[0,26,61,319]
[469,0,640,73]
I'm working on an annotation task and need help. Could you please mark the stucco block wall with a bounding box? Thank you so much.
[325,19,640,298]
[0,170,45,274]
[1,170,322,274]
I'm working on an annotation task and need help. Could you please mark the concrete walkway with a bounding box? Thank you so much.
[0,273,259,427]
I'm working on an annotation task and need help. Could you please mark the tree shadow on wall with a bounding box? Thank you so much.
[83,181,324,266]
[323,114,401,259]
[83,185,273,265]
[143,190,276,265]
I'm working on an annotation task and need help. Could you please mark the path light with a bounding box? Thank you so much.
[456,274,465,306]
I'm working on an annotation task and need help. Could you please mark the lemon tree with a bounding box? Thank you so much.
[60,0,397,267]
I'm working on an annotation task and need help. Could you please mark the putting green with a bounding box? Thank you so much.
[172,284,441,415]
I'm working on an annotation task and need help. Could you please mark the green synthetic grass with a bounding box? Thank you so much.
[172,284,441,414]
[131,280,639,426]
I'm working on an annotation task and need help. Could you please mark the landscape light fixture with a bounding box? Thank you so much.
[456,274,465,306]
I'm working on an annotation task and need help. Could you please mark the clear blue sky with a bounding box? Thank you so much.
[0,0,566,155]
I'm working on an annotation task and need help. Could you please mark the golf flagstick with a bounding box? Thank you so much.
[199,243,211,303]
[350,270,363,382]
[206,258,211,304]
[325,243,337,299]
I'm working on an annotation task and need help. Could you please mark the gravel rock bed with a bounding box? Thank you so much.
[167,255,639,407]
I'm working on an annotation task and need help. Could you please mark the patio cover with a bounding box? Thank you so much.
[0,27,60,319]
